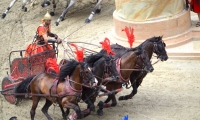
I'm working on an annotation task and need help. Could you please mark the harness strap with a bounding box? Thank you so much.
[116,58,129,82]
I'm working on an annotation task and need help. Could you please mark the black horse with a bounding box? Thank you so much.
[117,36,168,101]
[81,52,120,112]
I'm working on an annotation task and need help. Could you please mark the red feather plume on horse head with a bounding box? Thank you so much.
[70,43,84,62]
[99,38,115,55]
[122,26,135,48]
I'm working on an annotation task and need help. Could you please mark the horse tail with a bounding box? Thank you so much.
[15,75,35,98]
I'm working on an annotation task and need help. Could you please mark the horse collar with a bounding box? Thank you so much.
[116,58,129,82]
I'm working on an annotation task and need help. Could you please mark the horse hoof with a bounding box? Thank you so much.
[9,116,17,120]
[97,109,103,116]
[118,96,124,101]
[60,16,64,21]
[95,9,101,14]
[1,13,6,19]
[22,7,27,12]
[50,12,55,16]
[42,1,51,7]
[90,106,95,112]
[55,22,59,26]
[85,19,91,23]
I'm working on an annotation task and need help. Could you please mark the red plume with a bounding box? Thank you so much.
[45,58,59,74]
[122,26,135,48]
[70,43,84,62]
[99,38,115,55]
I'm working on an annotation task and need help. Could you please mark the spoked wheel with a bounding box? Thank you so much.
[2,77,18,105]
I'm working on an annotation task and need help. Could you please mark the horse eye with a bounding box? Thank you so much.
[163,43,166,47]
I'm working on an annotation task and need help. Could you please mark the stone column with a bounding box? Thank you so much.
[111,0,191,47]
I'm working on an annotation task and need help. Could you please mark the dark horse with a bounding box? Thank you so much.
[15,60,96,120]
[116,36,168,101]
[94,46,154,116]
[81,52,120,112]
[58,53,120,114]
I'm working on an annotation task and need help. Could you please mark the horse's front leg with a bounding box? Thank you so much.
[49,0,59,16]
[185,0,189,10]
[41,0,51,7]
[118,81,137,101]
[64,103,84,119]
[85,0,102,23]
[2,0,18,18]
[54,0,76,26]
[22,0,30,12]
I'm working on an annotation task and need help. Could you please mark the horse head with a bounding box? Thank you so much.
[103,55,120,81]
[153,36,168,61]
[80,62,97,87]
[135,47,154,72]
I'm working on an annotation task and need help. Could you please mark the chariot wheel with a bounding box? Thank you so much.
[2,77,18,105]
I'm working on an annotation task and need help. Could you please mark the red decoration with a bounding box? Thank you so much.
[100,38,115,55]
[122,26,135,48]
[70,43,84,62]
[45,58,59,74]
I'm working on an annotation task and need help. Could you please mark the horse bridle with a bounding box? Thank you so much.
[103,57,117,78]
[153,40,166,58]
[136,50,149,69]
[80,63,95,87]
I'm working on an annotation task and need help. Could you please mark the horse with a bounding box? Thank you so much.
[58,52,120,113]
[81,52,120,112]
[15,60,96,120]
[94,45,154,116]
[115,36,168,101]
[47,0,103,25]
[1,0,50,19]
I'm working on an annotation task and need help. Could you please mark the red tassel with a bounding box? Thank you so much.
[100,38,115,55]
[122,26,135,48]
[70,43,84,62]
[46,58,59,74]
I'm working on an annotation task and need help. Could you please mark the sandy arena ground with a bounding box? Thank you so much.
[0,0,200,120]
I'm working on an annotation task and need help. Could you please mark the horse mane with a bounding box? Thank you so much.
[138,36,162,48]
[85,53,104,67]
[58,60,79,82]
[127,46,142,56]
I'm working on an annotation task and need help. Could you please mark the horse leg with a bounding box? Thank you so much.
[1,0,18,19]
[50,0,59,16]
[84,95,95,112]
[54,0,76,26]
[65,103,84,119]
[30,96,41,120]
[185,0,189,10]
[22,0,29,12]
[85,0,102,23]
[58,103,67,120]
[41,99,53,120]
[118,82,137,101]
[41,0,51,7]
[97,101,104,116]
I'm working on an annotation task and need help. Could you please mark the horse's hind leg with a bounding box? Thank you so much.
[41,99,53,120]
[21,0,30,12]
[54,0,76,26]
[30,96,41,120]
[58,103,67,120]
[50,0,59,16]
[41,0,51,7]
[85,0,102,23]
[1,0,18,19]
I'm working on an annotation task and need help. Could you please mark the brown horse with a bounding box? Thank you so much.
[96,46,154,116]
[118,36,168,101]
[15,60,96,120]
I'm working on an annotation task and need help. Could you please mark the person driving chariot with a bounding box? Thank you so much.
[25,10,62,57]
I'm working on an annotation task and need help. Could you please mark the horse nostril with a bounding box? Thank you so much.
[150,68,154,72]
[116,76,120,79]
